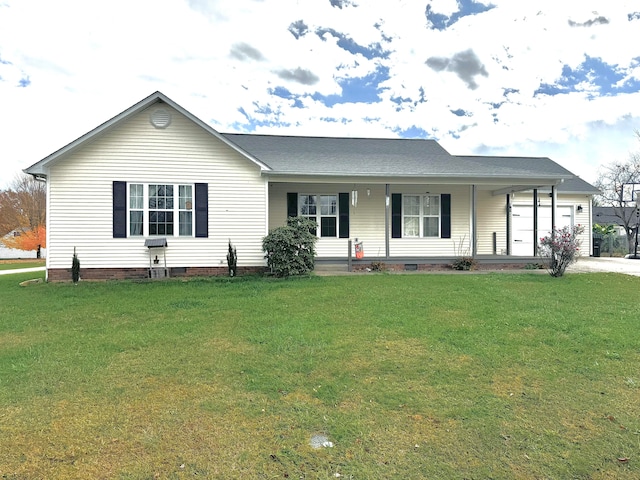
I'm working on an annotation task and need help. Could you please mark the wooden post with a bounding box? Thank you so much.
[348,239,352,272]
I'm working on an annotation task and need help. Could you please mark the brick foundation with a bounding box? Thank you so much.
[350,262,533,273]
[47,266,267,282]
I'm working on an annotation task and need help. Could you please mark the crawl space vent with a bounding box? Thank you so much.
[150,108,171,129]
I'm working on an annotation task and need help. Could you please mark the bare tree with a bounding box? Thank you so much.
[0,174,46,239]
[594,131,640,253]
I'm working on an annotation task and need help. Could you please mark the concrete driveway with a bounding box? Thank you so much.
[568,256,640,276]
[0,266,46,276]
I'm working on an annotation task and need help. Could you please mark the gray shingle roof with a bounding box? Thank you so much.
[223,134,579,182]
[556,176,600,194]
[593,206,637,226]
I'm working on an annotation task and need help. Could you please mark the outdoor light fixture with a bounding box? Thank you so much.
[577,205,583,213]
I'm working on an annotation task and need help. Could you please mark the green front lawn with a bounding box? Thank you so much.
[0,259,45,270]
[1,272,639,478]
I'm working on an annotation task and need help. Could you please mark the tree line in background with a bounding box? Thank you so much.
[0,174,46,255]
[594,130,640,254]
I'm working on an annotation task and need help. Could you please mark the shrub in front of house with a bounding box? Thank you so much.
[262,217,317,277]
[538,225,584,277]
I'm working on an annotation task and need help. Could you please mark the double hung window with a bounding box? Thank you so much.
[128,183,193,237]
[403,194,441,237]
[299,194,338,237]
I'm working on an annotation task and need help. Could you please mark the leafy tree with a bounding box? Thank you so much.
[594,131,640,253]
[262,217,317,277]
[2,224,46,253]
[0,174,46,253]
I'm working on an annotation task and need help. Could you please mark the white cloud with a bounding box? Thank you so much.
[0,0,639,189]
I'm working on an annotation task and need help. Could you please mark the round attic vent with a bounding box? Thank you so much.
[150,108,171,129]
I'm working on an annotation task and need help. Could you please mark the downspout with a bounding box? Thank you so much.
[533,189,538,256]
[385,183,390,259]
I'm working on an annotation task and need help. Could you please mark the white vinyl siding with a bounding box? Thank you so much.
[389,185,470,257]
[475,189,508,255]
[270,183,470,258]
[46,105,268,269]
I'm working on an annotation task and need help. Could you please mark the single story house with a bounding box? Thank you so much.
[25,92,599,281]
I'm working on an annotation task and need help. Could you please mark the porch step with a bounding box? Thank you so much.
[313,263,350,274]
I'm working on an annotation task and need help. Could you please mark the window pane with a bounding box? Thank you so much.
[424,195,440,215]
[423,217,439,237]
[130,184,143,209]
[300,195,317,215]
[404,195,420,216]
[149,184,173,210]
[130,211,143,236]
[149,210,173,236]
[404,217,419,237]
[179,211,192,236]
[320,217,337,237]
[320,195,337,215]
[179,185,192,209]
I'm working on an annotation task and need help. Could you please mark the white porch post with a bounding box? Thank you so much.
[471,185,477,257]
[506,194,511,256]
[385,183,390,258]
[533,189,538,256]
[551,185,557,230]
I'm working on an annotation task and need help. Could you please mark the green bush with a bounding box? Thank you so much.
[262,217,317,277]
[226,240,237,277]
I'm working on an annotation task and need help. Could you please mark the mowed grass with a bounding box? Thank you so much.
[1,272,639,479]
[0,259,45,270]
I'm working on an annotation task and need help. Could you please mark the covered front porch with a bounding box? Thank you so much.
[267,178,590,264]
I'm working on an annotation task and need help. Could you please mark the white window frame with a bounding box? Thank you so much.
[299,193,338,238]
[402,194,441,238]
[128,183,194,237]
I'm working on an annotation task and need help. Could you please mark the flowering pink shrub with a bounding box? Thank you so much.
[538,225,585,277]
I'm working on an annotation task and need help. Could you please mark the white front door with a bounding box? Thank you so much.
[511,205,573,256]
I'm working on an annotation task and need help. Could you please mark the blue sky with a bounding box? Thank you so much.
[0,0,639,188]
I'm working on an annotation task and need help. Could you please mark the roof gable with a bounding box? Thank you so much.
[24,92,271,177]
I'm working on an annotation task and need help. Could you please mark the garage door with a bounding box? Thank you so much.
[511,206,573,256]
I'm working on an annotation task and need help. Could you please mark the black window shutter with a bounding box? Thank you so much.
[441,194,451,239]
[287,193,298,218]
[391,193,402,238]
[113,181,127,238]
[338,192,349,238]
[195,183,208,238]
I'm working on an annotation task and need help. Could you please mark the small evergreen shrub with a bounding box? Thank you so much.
[451,256,477,271]
[227,240,237,277]
[72,247,80,283]
[370,261,386,272]
[262,217,317,277]
[451,235,476,270]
